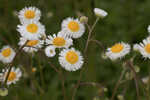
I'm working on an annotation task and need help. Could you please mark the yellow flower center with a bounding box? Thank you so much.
[26,40,39,46]
[145,43,150,53]
[68,21,80,32]
[53,37,66,46]
[24,10,35,19]
[1,48,11,57]
[26,24,38,34]
[111,43,124,53]
[65,51,79,64]
[7,72,16,82]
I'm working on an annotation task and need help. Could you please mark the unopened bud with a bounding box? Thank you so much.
[117,94,124,100]
[80,16,88,23]
[134,65,140,73]
[0,88,8,96]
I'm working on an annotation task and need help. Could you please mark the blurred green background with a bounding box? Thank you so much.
[0,0,150,100]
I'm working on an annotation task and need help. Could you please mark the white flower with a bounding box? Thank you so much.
[59,48,84,71]
[18,37,44,53]
[148,25,150,33]
[61,17,85,38]
[45,46,56,57]
[0,46,16,64]
[133,37,150,59]
[18,6,41,24]
[1,67,22,85]
[94,8,108,18]
[142,76,149,84]
[106,42,130,60]
[46,32,73,48]
[17,21,45,40]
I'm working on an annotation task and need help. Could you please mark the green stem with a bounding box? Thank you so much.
[72,17,100,100]
[29,54,44,95]
[110,68,126,100]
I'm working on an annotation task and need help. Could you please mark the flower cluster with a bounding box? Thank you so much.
[0,7,109,87]
[45,17,85,71]
[105,26,150,61]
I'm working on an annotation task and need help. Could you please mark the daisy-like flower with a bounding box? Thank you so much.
[59,48,84,71]
[46,33,73,48]
[18,37,44,53]
[1,67,22,85]
[106,42,130,60]
[61,17,85,38]
[0,46,16,64]
[45,46,56,57]
[17,21,45,40]
[94,8,108,18]
[18,7,41,24]
[133,37,150,59]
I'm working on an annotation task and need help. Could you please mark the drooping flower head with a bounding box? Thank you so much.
[94,8,108,18]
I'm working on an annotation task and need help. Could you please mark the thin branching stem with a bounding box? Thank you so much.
[72,17,100,100]
[29,54,45,95]
[89,39,105,51]
[110,68,126,100]
[3,41,28,86]
[84,17,100,54]
[48,62,67,100]
[126,60,140,100]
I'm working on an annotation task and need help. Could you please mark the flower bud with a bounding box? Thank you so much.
[0,88,8,96]
[80,16,88,23]
[94,8,108,18]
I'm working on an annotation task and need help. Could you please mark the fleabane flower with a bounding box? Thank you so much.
[0,46,16,64]
[1,67,22,85]
[106,42,130,60]
[46,33,73,48]
[94,8,108,18]
[61,17,85,38]
[133,37,150,59]
[59,48,84,71]
[17,21,45,40]
[45,46,56,57]
[18,37,44,53]
[18,6,41,24]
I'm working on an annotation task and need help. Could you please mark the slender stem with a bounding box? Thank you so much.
[71,68,84,100]
[3,41,28,86]
[79,82,104,88]
[126,60,140,100]
[89,39,105,51]
[29,53,45,95]
[110,68,126,100]
[84,17,100,54]
[72,17,100,100]
[48,62,67,100]
[38,59,45,89]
